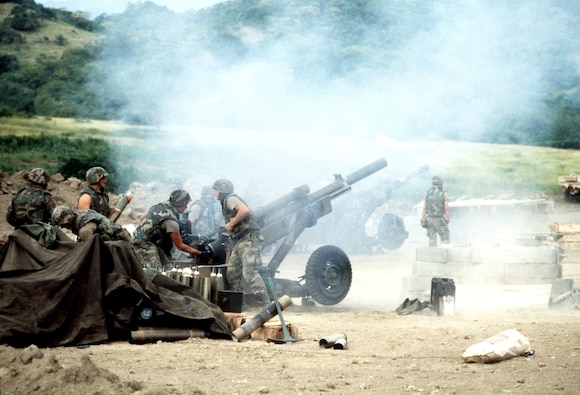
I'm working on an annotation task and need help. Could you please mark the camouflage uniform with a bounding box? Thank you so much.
[78,186,111,217]
[72,209,131,242]
[220,192,269,304]
[6,180,55,229]
[189,194,223,236]
[132,201,180,269]
[423,186,450,247]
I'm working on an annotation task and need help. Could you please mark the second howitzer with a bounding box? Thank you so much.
[196,158,388,306]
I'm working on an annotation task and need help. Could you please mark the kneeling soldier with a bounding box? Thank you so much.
[51,205,131,242]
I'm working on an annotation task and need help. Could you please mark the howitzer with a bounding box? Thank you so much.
[196,158,388,306]
[323,163,429,253]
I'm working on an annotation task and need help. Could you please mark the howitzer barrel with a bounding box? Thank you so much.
[254,185,310,221]
[345,158,388,185]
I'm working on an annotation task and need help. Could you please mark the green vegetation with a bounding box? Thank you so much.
[0,0,578,147]
[1,116,578,200]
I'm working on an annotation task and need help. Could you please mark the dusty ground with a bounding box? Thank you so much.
[1,171,580,394]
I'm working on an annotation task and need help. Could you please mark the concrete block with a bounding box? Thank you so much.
[446,247,473,263]
[416,247,448,263]
[412,261,446,276]
[445,262,504,279]
[473,246,559,264]
[504,263,562,280]
[401,275,432,292]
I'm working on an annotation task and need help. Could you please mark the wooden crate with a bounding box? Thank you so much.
[250,319,299,341]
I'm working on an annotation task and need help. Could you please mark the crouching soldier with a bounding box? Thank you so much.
[51,205,132,242]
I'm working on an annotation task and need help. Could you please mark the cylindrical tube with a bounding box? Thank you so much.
[319,333,347,349]
[231,295,292,342]
[333,337,347,350]
[200,277,211,300]
[212,270,224,303]
[192,267,200,291]
[181,267,192,286]
[130,328,206,344]
[109,192,132,222]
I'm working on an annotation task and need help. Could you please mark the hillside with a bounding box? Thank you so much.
[0,2,99,63]
[1,0,579,147]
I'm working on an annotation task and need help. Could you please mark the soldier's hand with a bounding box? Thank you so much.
[199,250,213,264]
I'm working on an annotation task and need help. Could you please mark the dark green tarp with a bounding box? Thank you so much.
[0,229,230,347]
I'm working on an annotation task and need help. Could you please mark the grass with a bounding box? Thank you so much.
[1,115,578,201]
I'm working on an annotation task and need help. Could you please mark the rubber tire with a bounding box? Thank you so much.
[304,245,352,306]
[377,213,408,250]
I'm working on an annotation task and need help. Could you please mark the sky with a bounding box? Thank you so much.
[39,0,221,17]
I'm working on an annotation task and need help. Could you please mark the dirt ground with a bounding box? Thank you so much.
[1,171,580,394]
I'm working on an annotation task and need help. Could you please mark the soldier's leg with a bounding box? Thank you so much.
[239,236,269,304]
[226,243,244,292]
[426,218,438,247]
[440,222,450,244]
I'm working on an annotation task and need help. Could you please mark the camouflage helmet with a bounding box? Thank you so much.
[27,168,50,186]
[432,176,443,186]
[212,179,234,194]
[169,189,191,207]
[51,205,75,227]
[86,166,108,184]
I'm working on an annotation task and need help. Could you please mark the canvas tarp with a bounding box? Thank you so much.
[0,228,230,347]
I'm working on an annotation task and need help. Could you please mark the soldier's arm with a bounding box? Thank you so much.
[170,231,202,256]
[444,201,450,223]
[78,222,97,242]
[78,193,91,210]
[225,201,249,232]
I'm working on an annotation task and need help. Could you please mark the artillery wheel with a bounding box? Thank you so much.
[377,213,408,250]
[304,245,352,306]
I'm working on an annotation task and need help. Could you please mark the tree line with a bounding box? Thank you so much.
[0,0,578,148]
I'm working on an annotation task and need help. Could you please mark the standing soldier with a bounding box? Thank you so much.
[421,176,450,247]
[51,205,132,242]
[213,179,270,307]
[6,168,56,229]
[189,185,224,236]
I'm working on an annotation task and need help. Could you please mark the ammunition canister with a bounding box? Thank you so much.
[319,333,347,349]
[192,267,201,292]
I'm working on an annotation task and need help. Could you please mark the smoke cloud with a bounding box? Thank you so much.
[99,1,577,244]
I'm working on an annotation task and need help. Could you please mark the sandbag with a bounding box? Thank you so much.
[461,329,531,363]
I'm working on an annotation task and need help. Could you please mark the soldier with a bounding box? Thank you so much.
[421,175,450,247]
[51,205,132,242]
[213,179,270,307]
[132,189,205,269]
[6,168,56,229]
[188,185,224,236]
[78,166,132,218]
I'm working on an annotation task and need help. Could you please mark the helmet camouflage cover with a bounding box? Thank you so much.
[86,166,108,184]
[51,205,75,227]
[169,189,191,207]
[27,168,50,186]
[212,179,234,194]
[432,176,443,186]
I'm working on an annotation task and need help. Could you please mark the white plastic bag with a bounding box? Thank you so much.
[461,329,531,363]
